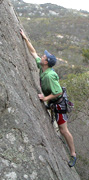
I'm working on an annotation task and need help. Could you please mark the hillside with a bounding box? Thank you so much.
[11,0,89,66]
[60,72,89,180]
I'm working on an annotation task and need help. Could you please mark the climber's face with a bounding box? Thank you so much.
[40,55,48,66]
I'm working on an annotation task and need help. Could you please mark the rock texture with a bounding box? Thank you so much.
[0,0,81,179]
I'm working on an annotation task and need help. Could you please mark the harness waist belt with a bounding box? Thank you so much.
[55,109,67,114]
[48,96,63,106]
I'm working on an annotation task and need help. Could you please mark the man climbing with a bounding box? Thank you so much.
[20,29,76,167]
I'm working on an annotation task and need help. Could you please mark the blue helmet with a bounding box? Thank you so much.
[44,50,57,67]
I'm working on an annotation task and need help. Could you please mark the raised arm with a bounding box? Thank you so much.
[20,29,38,59]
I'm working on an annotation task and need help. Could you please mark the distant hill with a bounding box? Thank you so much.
[11,0,89,66]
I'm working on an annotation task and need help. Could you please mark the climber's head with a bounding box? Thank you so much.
[41,50,57,67]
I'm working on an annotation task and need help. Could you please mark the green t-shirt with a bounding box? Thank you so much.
[35,57,62,97]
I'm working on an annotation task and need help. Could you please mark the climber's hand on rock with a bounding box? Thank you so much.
[38,94,47,102]
[20,29,27,40]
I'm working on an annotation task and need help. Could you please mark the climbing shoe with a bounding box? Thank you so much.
[68,156,77,167]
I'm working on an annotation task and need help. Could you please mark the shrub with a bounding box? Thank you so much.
[82,48,89,63]
[60,72,89,111]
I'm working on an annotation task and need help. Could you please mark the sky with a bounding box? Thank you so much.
[23,0,89,12]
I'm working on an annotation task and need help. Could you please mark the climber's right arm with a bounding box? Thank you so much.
[20,29,38,59]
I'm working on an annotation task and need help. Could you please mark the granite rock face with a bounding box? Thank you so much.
[0,0,81,179]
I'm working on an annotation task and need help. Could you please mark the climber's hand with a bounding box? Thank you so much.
[20,29,27,40]
[38,94,47,102]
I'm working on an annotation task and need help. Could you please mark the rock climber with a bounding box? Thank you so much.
[20,29,76,167]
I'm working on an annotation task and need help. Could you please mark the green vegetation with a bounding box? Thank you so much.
[60,71,89,111]
[55,64,88,79]
[82,48,89,63]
